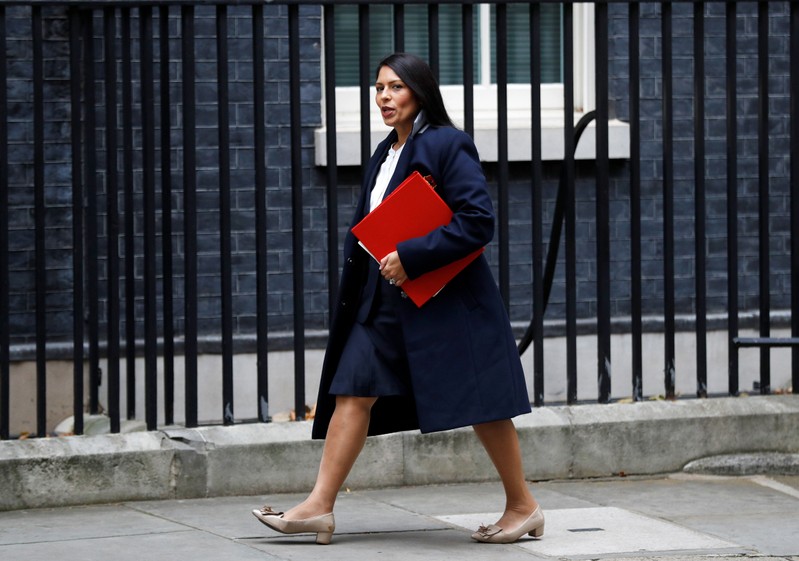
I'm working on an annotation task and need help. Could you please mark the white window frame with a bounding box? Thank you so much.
[314,3,630,166]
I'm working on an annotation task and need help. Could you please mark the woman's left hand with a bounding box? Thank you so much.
[379,251,408,287]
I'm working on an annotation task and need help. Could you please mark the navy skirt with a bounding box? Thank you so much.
[329,277,412,397]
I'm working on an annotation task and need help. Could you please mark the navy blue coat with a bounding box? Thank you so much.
[311,124,531,439]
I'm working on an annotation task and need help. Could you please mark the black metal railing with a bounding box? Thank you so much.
[0,0,797,440]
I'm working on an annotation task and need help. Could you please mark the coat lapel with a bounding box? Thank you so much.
[353,132,396,223]
[381,133,415,201]
[381,110,428,201]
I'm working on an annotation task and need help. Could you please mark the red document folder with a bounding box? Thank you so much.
[352,171,484,307]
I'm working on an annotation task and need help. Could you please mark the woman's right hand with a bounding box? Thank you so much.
[379,251,408,287]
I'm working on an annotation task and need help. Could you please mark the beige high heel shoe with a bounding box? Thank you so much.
[471,505,545,544]
[252,506,336,545]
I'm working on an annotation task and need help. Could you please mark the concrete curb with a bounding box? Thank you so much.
[1,395,797,511]
[683,452,799,475]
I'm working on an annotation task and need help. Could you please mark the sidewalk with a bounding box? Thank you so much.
[1,473,797,561]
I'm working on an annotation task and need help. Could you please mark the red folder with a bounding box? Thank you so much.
[352,171,484,307]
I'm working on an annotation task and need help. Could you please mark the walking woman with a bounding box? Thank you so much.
[253,52,543,545]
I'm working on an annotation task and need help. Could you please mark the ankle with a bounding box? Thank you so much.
[283,502,328,521]
[306,492,336,514]
[505,498,538,515]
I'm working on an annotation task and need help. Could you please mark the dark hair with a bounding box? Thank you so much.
[375,52,456,129]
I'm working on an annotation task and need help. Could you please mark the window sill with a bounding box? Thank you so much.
[313,113,630,167]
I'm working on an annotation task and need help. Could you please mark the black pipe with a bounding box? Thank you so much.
[517,111,596,357]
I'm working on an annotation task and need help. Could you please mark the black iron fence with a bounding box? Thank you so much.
[0,0,797,439]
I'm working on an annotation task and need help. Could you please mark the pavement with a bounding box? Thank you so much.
[1,472,798,561]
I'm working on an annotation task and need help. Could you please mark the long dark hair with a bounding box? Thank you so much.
[376,52,456,128]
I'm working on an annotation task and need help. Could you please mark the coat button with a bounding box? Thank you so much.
[400,291,408,299]
[341,301,348,307]
[346,258,353,264]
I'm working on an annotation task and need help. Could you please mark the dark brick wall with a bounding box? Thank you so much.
[2,2,795,351]
[6,6,76,345]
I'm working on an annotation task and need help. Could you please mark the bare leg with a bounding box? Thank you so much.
[282,395,377,521]
[472,418,538,529]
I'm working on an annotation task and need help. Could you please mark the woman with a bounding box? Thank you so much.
[252,53,543,545]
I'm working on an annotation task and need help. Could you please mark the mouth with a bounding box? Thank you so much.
[381,106,395,118]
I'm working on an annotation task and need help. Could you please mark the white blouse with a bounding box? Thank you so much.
[369,142,405,212]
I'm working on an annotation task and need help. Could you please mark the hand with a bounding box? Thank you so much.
[379,251,408,287]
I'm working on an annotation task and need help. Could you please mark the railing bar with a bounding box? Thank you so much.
[358,4,370,169]
[182,5,198,428]
[629,1,643,402]
[428,3,439,80]
[83,9,100,418]
[217,5,234,425]
[121,8,137,419]
[693,2,707,398]
[323,5,339,328]
[530,2,544,406]
[0,5,9,440]
[33,6,47,437]
[253,3,270,422]
[140,5,158,430]
[68,7,84,436]
[726,1,739,396]
[160,5,175,426]
[496,3,509,308]
[289,4,306,420]
[595,1,610,404]
[104,8,121,434]
[393,3,404,52]
[662,1,675,400]
[461,3,474,137]
[792,0,799,394]
[734,338,799,348]
[757,0,770,394]
[563,3,577,405]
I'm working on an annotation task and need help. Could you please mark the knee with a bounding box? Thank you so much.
[334,395,377,417]
[472,417,515,435]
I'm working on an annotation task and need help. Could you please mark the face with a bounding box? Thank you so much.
[375,65,421,134]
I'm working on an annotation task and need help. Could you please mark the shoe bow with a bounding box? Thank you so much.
[256,506,284,517]
[475,524,502,538]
